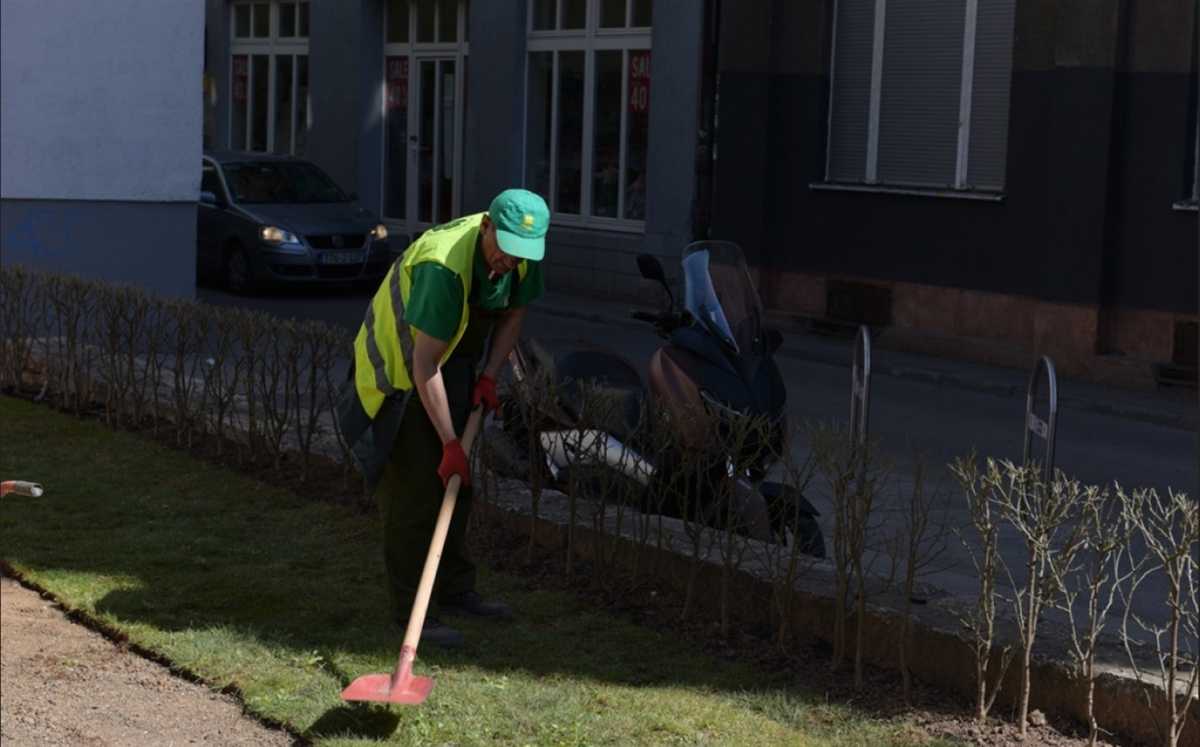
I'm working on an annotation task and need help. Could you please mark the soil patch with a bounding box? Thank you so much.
[0,572,294,747]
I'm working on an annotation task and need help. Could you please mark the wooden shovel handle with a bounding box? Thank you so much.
[400,406,485,654]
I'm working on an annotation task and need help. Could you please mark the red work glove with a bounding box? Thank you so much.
[472,373,499,413]
[437,439,470,488]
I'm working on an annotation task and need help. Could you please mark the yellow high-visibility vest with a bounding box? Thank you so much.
[350,212,528,419]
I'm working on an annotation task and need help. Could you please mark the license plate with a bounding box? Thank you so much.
[320,251,363,265]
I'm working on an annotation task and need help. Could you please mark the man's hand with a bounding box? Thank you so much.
[472,373,499,413]
[438,439,470,488]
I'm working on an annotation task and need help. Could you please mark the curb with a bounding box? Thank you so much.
[531,302,1196,432]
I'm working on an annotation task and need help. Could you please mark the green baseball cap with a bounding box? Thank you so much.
[488,188,550,261]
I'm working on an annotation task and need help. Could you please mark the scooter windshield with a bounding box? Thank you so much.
[681,241,764,354]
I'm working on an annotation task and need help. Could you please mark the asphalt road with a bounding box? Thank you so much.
[198,283,1198,645]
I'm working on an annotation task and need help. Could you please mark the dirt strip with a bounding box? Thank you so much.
[0,571,295,747]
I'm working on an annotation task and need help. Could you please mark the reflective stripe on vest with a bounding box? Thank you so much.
[351,213,530,420]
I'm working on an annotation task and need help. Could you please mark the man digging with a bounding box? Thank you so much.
[338,188,549,647]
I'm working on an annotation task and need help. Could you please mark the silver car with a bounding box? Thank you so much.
[197,151,393,293]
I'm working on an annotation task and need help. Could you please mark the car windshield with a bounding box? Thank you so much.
[221,160,348,204]
[681,241,764,354]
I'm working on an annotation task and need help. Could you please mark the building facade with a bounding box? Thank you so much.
[202,0,1198,382]
[203,0,704,299]
[710,0,1199,383]
[1,0,205,298]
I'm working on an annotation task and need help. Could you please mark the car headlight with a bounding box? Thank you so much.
[260,225,302,246]
[370,223,388,241]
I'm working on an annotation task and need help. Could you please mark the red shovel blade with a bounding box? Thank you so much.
[341,672,434,704]
[341,645,434,705]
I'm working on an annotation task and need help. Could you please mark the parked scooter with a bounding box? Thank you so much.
[500,241,825,557]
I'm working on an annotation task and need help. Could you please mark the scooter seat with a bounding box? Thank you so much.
[553,350,647,441]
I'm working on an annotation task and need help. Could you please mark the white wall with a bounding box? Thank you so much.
[0,0,204,202]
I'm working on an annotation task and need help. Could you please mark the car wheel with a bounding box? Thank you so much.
[224,245,256,295]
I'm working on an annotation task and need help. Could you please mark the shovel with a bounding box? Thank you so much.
[341,404,485,705]
[1,481,44,498]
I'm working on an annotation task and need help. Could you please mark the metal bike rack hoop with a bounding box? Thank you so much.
[1022,355,1058,481]
[850,325,872,448]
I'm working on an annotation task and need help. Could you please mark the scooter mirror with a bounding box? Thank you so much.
[636,254,668,285]
[765,327,784,354]
[636,253,675,310]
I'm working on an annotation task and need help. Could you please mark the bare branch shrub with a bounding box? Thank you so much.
[808,421,856,673]
[757,427,819,653]
[672,405,720,622]
[38,273,99,413]
[1121,487,1199,747]
[1048,483,1142,747]
[292,320,344,480]
[576,387,636,591]
[710,412,775,640]
[123,288,156,428]
[97,284,147,428]
[166,300,211,447]
[203,307,243,456]
[502,355,556,564]
[256,319,300,472]
[951,453,1016,722]
[320,328,357,486]
[142,296,171,434]
[234,309,269,461]
[995,462,1090,737]
[891,452,952,704]
[556,379,623,580]
[809,421,887,687]
[0,266,47,394]
[629,401,679,587]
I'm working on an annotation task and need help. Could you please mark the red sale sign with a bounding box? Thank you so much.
[233,55,248,102]
[386,57,408,111]
[629,50,651,114]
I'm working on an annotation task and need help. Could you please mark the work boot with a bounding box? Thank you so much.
[397,616,464,648]
[439,590,514,620]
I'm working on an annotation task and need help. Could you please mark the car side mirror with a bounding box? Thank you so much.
[636,253,676,311]
[200,190,218,206]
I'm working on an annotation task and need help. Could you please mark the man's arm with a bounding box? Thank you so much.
[482,305,527,379]
[411,329,457,445]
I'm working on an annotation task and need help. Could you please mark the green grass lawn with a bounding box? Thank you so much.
[0,396,956,746]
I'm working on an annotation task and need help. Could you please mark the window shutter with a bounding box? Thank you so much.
[827,0,877,183]
[967,0,1017,191]
[876,0,965,188]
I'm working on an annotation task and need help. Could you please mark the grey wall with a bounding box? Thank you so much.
[1,201,198,298]
[1,0,203,201]
[1,0,204,298]
[463,1,529,213]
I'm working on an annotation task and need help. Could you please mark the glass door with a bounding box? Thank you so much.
[409,56,461,228]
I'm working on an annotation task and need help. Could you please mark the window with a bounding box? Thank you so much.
[526,0,652,228]
[824,0,1016,193]
[381,0,471,225]
[230,1,310,155]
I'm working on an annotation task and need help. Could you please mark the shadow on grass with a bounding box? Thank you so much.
[0,393,792,678]
[307,705,402,741]
[0,394,952,743]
